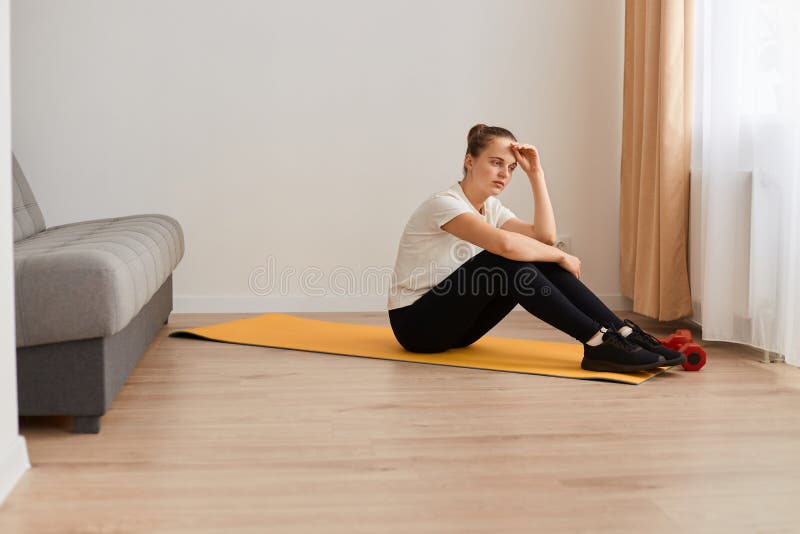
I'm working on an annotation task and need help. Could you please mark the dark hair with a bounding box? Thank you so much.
[463,124,517,177]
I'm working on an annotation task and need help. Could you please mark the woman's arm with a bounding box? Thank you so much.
[528,168,557,245]
[442,213,564,263]
[497,171,557,245]
[509,143,557,245]
[442,213,582,278]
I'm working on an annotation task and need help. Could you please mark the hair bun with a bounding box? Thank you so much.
[467,123,488,142]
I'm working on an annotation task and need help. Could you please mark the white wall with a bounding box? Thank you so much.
[0,0,31,506]
[11,0,630,312]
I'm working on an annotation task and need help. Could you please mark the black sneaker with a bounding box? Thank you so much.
[582,330,666,372]
[622,319,686,367]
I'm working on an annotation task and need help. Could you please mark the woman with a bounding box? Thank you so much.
[387,124,685,372]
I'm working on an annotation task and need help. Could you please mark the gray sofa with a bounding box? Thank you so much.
[12,154,184,433]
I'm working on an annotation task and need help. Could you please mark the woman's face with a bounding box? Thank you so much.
[465,137,518,194]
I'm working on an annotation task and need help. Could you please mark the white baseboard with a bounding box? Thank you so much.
[174,294,632,313]
[0,435,30,506]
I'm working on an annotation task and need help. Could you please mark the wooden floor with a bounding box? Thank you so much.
[4,311,800,533]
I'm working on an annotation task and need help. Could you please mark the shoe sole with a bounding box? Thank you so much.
[660,354,686,367]
[581,357,666,372]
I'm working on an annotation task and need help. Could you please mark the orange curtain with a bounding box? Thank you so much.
[620,0,694,321]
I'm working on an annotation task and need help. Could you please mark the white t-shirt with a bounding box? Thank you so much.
[387,181,517,310]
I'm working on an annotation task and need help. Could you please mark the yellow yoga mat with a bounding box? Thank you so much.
[169,313,670,385]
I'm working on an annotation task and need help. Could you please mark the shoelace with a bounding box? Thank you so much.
[624,319,661,348]
[602,329,640,352]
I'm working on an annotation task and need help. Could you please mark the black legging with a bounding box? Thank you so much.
[388,250,626,353]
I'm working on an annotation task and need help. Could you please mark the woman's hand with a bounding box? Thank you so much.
[510,142,543,176]
[558,252,582,279]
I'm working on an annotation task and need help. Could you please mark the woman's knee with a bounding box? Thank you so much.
[471,250,520,270]
[474,251,544,278]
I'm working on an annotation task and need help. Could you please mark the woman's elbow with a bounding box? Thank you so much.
[535,234,557,247]
[494,234,516,257]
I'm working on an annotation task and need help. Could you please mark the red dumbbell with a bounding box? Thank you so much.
[659,329,707,371]
[678,343,707,371]
[660,329,693,350]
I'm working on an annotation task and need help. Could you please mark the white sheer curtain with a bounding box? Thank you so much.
[692,0,800,366]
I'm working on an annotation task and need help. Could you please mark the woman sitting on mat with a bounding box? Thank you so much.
[387,123,685,372]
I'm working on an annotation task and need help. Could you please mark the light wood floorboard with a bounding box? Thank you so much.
[3,311,800,533]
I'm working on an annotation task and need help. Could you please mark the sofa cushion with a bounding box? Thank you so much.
[12,154,47,242]
[14,214,184,347]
